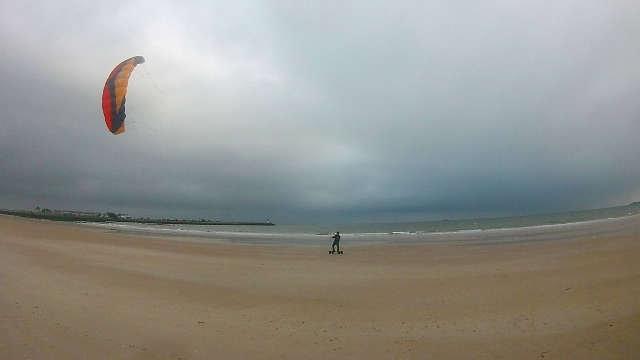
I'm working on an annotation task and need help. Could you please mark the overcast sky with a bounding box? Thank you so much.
[1,0,639,224]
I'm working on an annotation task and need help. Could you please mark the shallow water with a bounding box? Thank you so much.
[84,203,640,246]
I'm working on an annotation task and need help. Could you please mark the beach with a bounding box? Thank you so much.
[1,215,639,359]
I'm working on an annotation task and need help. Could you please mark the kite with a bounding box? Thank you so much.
[102,56,145,135]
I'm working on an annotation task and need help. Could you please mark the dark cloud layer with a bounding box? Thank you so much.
[1,1,639,223]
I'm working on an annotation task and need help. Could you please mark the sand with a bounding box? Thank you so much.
[1,215,639,359]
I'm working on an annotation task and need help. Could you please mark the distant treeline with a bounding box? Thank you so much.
[0,210,275,226]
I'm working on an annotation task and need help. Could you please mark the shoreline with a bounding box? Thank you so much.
[3,201,640,237]
[66,212,640,247]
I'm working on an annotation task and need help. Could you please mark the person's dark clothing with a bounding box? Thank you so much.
[331,232,341,252]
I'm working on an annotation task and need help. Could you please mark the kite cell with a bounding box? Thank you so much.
[102,56,145,135]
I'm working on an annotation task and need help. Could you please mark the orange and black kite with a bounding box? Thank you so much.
[102,56,145,135]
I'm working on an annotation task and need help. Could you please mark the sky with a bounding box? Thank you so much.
[1,0,639,224]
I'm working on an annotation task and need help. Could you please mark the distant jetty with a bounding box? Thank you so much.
[0,209,275,226]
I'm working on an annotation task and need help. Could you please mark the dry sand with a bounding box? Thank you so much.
[1,215,639,359]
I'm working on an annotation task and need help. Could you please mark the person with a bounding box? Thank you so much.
[331,232,341,253]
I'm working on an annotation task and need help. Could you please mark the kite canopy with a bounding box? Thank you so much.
[102,56,145,135]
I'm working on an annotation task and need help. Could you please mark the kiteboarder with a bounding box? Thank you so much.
[331,232,341,254]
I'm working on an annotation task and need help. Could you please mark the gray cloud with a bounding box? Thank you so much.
[1,0,639,223]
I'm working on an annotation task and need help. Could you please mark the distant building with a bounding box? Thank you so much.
[54,210,102,217]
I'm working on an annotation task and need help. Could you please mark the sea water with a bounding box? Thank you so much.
[87,203,640,245]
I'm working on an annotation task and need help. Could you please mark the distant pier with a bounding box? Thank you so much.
[0,210,275,226]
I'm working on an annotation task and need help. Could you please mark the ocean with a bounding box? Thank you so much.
[85,203,640,246]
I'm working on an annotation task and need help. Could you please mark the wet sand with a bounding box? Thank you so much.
[1,214,639,359]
